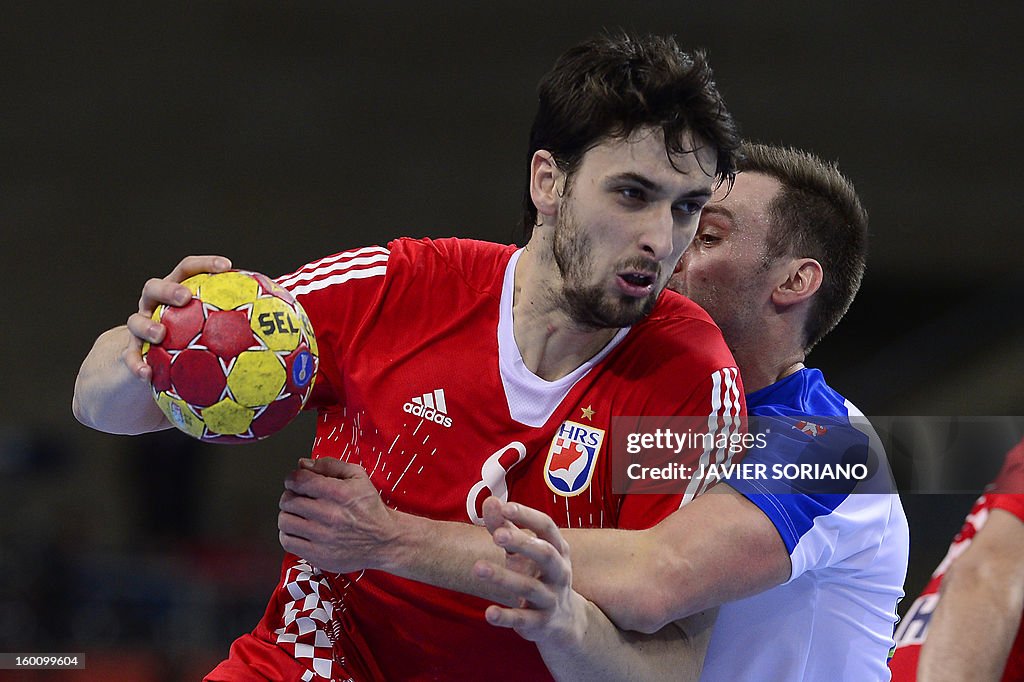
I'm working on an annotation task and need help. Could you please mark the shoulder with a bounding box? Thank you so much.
[646,288,720,329]
[987,438,1024,519]
[384,237,516,301]
[748,368,848,417]
[629,290,735,369]
[387,237,516,281]
[992,438,1024,493]
[276,245,390,298]
[607,291,740,412]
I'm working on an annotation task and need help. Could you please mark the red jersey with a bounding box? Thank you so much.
[207,237,743,681]
[890,438,1024,681]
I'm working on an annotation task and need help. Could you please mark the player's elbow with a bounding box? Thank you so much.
[72,393,117,433]
[623,597,675,634]
[71,391,90,427]
[607,542,704,633]
[71,374,116,432]
[72,377,162,436]
[944,548,1022,605]
[612,566,689,633]
[609,580,682,633]
[71,378,103,430]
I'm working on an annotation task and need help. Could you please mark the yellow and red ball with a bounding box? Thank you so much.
[143,270,318,443]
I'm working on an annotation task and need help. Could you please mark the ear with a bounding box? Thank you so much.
[529,150,564,226]
[771,258,823,307]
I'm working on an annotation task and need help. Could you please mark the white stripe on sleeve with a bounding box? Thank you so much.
[681,367,741,506]
[276,246,390,295]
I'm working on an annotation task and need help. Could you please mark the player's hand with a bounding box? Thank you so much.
[123,255,233,382]
[278,457,399,573]
[474,497,588,648]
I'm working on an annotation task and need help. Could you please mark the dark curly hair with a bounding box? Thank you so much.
[521,32,741,239]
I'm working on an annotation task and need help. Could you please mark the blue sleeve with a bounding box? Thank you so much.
[725,415,871,554]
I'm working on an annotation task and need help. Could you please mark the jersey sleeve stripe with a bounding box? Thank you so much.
[278,252,390,289]
[276,246,390,287]
[285,265,388,296]
[682,367,742,505]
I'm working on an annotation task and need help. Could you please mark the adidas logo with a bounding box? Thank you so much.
[403,388,453,428]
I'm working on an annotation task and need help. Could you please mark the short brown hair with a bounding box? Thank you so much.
[740,143,869,352]
[522,32,741,239]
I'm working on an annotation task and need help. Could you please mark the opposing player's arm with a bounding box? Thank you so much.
[918,507,1024,682]
[546,610,716,682]
[72,255,232,434]
[478,499,717,681]
[516,601,716,681]
[283,459,788,633]
[552,361,788,633]
[394,487,789,629]
[550,483,790,633]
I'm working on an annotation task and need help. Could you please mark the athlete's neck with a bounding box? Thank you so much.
[512,244,619,381]
[731,343,806,394]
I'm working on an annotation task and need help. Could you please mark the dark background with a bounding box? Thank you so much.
[2,2,1022,679]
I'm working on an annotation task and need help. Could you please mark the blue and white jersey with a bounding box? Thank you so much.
[700,368,909,681]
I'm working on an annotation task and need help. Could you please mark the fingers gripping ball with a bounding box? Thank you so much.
[142,270,319,443]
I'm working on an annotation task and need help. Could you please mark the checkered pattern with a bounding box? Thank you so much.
[274,559,352,682]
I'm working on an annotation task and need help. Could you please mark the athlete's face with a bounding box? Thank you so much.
[552,128,716,329]
[668,171,783,343]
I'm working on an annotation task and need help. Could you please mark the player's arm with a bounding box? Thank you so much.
[72,255,233,434]
[917,507,1024,682]
[393,486,789,631]
[280,457,522,603]
[545,361,788,633]
[280,359,776,627]
[528,609,717,682]
[478,498,716,681]
[564,482,790,632]
[279,457,790,625]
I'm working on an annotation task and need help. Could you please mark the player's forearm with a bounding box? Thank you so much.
[537,598,712,682]
[565,486,791,633]
[918,565,1023,681]
[73,326,170,434]
[381,511,520,603]
[565,523,732,633]
[562,527,680,632]
[380,508,676,614]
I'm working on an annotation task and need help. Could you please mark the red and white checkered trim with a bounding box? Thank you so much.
[274,559,352,682]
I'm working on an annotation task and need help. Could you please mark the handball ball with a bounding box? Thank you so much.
[142,270,319,443]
